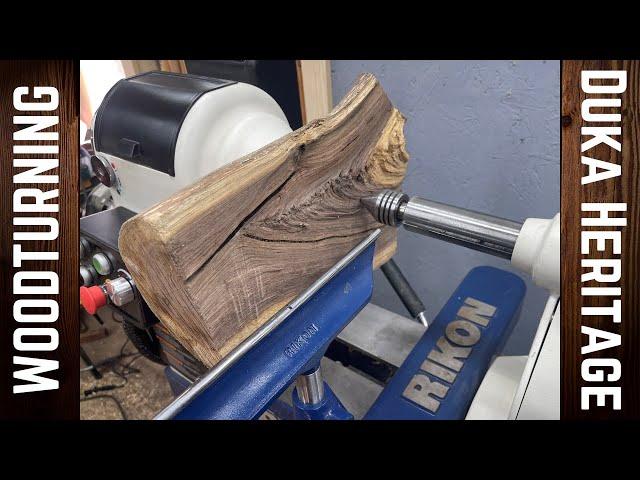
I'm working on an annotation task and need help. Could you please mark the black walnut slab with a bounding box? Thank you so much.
[119,73,409,367]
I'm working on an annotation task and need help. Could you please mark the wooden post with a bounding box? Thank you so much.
[119,73,409,367]
[297,60,333,124]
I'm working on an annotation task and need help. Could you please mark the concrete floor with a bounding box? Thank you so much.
[80,309,174,420]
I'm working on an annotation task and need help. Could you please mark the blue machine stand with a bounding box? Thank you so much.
[291,365,353,420]
[365,266,525,419]
[156,229,526,420]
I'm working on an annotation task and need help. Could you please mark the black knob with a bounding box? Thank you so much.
[91,155,117,188]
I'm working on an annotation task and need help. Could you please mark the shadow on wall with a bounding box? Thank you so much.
[331,60,560,355]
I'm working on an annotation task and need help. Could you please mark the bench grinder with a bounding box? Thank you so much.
[80,71,293,381]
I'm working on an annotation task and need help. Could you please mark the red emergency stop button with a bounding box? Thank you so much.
[80,285,107,314]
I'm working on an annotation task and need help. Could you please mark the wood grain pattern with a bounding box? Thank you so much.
[159,60,188,74]
[562,60,640,419]
[121,60,188,76]
[119,74,409,367]
[0,60,78,419]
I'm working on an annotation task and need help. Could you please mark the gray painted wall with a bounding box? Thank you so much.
[331,60,560,355]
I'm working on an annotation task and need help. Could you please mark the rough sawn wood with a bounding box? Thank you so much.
[119,73,409,367]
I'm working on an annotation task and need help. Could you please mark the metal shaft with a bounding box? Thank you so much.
[362,190,522,259]
[296,367,325,405]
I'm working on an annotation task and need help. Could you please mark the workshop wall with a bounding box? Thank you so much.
[331,60,560,355]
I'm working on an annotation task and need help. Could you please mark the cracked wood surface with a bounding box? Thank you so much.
[119,73,409,367]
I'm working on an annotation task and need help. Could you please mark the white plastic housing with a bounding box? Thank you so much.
[467,295,560,420]
[511,213,560,296]
[96,82,292,213]
[468,212,561,420]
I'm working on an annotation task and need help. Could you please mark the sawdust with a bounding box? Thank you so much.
[80,311,174,420]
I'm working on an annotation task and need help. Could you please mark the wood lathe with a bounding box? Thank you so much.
[79,71,560,420]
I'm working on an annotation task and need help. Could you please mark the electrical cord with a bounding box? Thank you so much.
[119,338,131,357]
[109,354,141,387]
[121,353,143,372]
[80,338,143,420]
[79,339,135,372]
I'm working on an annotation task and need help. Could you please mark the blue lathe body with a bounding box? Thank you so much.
[157,230,525,420]
[365,266,524,419]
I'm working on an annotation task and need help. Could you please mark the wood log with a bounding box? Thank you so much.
[119,73,409,367]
